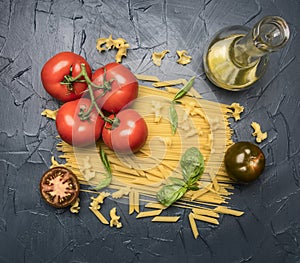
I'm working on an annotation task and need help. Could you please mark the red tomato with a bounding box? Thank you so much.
[55,98,104,147]
[91,62,138,113]
[102,109,148,153]
[41,52,92,102]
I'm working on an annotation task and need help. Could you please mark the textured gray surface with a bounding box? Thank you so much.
[1,0,300,262]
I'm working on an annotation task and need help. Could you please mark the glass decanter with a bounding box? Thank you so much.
[203,16,290,91]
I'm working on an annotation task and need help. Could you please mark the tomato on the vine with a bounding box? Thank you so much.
[55,98,104,147]
[91,62,138,113]
[41,52,92,102]
[102,109,148,153]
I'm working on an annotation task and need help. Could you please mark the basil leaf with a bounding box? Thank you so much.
[94,147,112,190]
[168,177,186,187]
[180,147,204,183]
[156,184,187,207]
[100,147,111,174]
[156,147,205,207]
[169,101,178,134]
[173,76,195,101]
[186,184,199,191]
[93,173,112,190]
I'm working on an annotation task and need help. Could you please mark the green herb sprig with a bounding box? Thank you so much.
[156,147,204,207]
[169,76,195,134]
[94,148,112,190]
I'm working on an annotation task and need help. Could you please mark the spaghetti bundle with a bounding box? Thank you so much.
[56,81,243,238]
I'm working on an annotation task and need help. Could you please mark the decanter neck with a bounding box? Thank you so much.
[233,16,290,67]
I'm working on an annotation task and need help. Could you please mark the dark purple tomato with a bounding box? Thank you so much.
[224,142,265,183]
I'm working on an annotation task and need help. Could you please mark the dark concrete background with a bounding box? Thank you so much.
[1,0,300,262]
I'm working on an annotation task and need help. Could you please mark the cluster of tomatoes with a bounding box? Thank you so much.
[41,52,148,153]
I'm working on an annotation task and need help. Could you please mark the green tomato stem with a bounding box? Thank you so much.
[64,63,114,124]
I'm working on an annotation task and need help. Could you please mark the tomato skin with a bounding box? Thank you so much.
[55,98,104,147]
[224,142,265,183]
[92,62,138,113]
[102,109,148,153]
[41,52,92,102]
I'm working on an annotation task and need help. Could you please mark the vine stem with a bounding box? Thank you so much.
[62,63,114,124]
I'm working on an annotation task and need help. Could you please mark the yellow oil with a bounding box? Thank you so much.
[204,34,262,91]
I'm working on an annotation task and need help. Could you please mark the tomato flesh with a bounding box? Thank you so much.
[41,52,92,102]
[224,142,265,183]
[102,109,148,153]
[55,98,104,147]
[40,167,80,208]
[92,62,138,113]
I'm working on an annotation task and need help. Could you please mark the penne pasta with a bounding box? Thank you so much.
[192,213,219,225]
[151,216,180,223]
[136,209,163,218]
[89,207,109,225]
[135,74,160,82]
[188,213,199,239]
[192,208,220,218]
[213,206,244,217]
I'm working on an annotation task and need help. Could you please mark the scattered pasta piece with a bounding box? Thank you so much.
[89,200,100,211]
[208,170,220,192]
[50,156,61,169]
[116,45,129,63]
[104,35,117,49]
[184,101,206,118]
[89,192,110,225]
[96,35,130,63]
[90,192,110,210]
[82,156,96,181]
[188,213,199,239]
[136,209,163,218]
[129,190,134,214]
[192,213,219,225]
[213,206,244,216]
[192,208,219,218]
[41,109,57,120]
[145,202,167,210]
[112,187,131,199]
[176,50,192,65]
[135,74,160,82]
[152,79,185,88]
[228,103,244,121]
[251,121,267,143]
[70,197,80,214]
[129,190,140,214]
[152,50,170,66]
[109,207,122,228]
[89,207,109,225]
[152,101,163,123]
[151,216,180,223]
